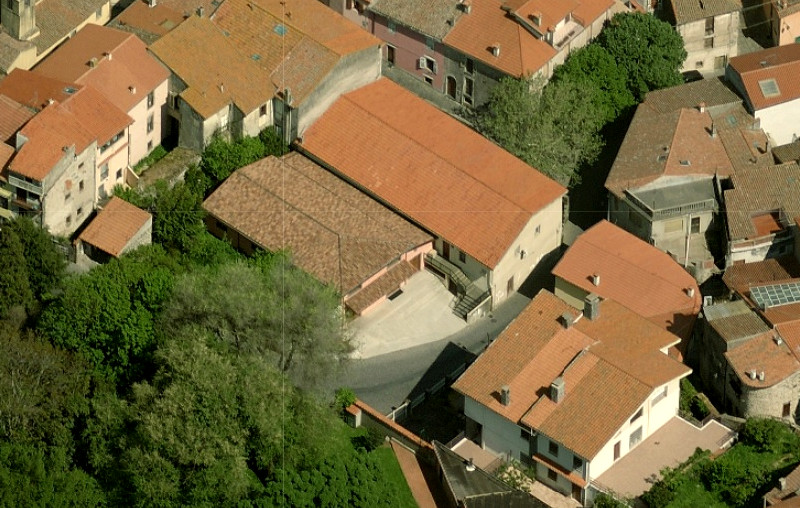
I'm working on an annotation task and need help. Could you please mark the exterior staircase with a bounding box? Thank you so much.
[426,252,490,320]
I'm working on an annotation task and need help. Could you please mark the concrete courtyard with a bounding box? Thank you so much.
[349,270,466,359]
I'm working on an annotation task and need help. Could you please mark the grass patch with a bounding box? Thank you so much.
[133,145,168,173]
[370,446,418,508]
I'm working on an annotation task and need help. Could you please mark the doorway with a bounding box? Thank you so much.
[446,76,457,99]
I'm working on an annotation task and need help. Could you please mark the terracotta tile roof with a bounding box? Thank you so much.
[640,78,741,114]
[765,462,800,505]
[109,1,187,44]
[453,290,690,459]
[212,0,380,106]
[346,260,417,314]
[149,15,272,118]
[0,142,14,170]
[773,140,800,164]
[514,0,580,32]
[729,44,800,111]
[606,106,733,197]
[0,69,79,111]
[725,327,800,388]
[203,152,432,294]
[723,256,800,294]
[78,197,152,257]
[34,24,170,113]
[714,106,774,171]
[705,300,770,343]
[300,78,565,269]
[10,87,131,181]
[0,94,35,144]
[669,0,740,25]
[148,0,222,17]
[724,162,800,241]
[443,0,557,78]
[369,0,463,39]
[34,0,109,58]
[553,220,701,340]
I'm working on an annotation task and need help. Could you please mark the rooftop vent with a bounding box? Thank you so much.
[491,43,501,57]
[775,333,784,346]
[500,385,511,406]
[197,6,204,16]
[680,160,691,166]
[561,311,577,328]
[466,458,476,472]
[274,23,287,36]
[685,287,695,298]
[104,51,112,61]
[591,273,600,286]
[88,57,98,68]
[758,371,765,382]
[128,85,136,94]
[550,377,565,403]
[780,477,787,491]
[584,293,600,321]
[459,0,472,13]
[748,369,757,380]
[697,102,706,113]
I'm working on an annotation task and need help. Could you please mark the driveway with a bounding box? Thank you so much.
[349,270,466,359]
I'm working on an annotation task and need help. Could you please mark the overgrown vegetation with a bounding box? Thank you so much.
[642,419,800,508]
[679,378,710,421]
[133,145,168,173]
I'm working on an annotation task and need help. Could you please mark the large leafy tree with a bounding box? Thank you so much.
[597,12,687,100]
[0,225,33,317]
[4,216,66,302]
[473,76,604,186]
[163,255,353,391]
[551,44,636,124]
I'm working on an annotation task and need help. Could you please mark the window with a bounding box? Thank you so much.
[691,217,701,234]
[387,21,396,33]
[651,385,668,406]
[100,131,124,153]
[704,37,714,49]
[548,441,558,456]
[424,75,433,86]
[572,456,582,471]
[459,251,466,263]
[64,192,71,202]
[116,169,123,180]
[629,426,643,448]
[100,164,109,180]
[147,114,154,133]
[147,140,153,151]
[66,215,72,226]
[630,407,643,424]
[426,37,435,50]
[386,45,396,65]
[463,77,474,105]
[147,91,155,108]
[758,78,781,98]
[520,428,529,440]
[784,403,791,418]
[535,224,541,236]
[79,180,84,191]
[420,56,437,74]
[96,7,102,19]
[613,441,621,461]
[260,104,268,117]
[547,469,558,482]
[465,58,475,74]
[705,16,714,35]
[77,207,83,217]
[78,162,84,169]
[696,60,704,69]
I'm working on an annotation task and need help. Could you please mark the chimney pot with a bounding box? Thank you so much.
[584,293,600,320]
[500,385,511,406]
[491,43,501,57]
[550,377,565,403]
[758,371,765,381]
[591,273,600,286]
[685,287,695,298]
[698,102,706,113]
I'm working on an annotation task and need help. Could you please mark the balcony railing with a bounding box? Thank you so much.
[8,175,42,196]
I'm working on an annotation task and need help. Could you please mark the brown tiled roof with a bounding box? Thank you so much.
[109,1,186,45]
[443,0,557,78]
[514,0,580,33]
[640,78,741,114]
[300,78,565,269]
[729,44,800,111]
[725,327,800,388]
[147,0,221,17]
[149,15,272,118]
[34,0,109,58]
[706,301,770,344]
[369,0,463,39]
[765,462,800,505]
[0,94,34,144]
[606,106,733,197]
[553,220,701,341]
[0,69,79,111]
[453,290,689,459]
[724,162,800,241]
[346,260,416,314]
[78,197,152,257]
[0,142,14,170]
[34,24,170,113]
[714,105,773,171]
[773,140,800,164]
[669,0,740,25]
[723,256,800,293]
[212,0,380,106]
[203,152,432,294]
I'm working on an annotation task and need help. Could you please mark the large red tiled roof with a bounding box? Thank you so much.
[300,78,565,269]
[723,256,800,294]
[34,24,170,113]
[453,290,690,459]
[0,94,35,144]
[203,152,432,293]
[78,197,152,257]
[553,220,701,341]
[729,44,800,111]
[443,0,556,78]
[149,15,273,118]
[110,0,187,44]
[725,325,800,388]
[0,69,79,111]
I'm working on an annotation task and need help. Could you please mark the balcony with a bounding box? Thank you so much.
[8,175,42,196]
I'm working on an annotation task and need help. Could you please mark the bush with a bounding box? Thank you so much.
[739,418,800,454]
[334,387,357,413]
[351,427,385,452]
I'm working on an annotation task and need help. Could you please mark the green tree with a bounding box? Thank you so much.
[163,256,353,390]
[4,216,66,302]
[597,12,687,100]
[0,226,33,317]
[0,327,91,450]
[551,44,636,124]
[473,76,604,186]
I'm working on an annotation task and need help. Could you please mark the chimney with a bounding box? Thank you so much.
[104,51,112,61]
[685,287,695,298]
[561,311,576,328]
[89,57,98,67]
[466,458,476,472]
[500,385,511,406]
[530,12,542,26]
[697,102,706,113]
[550,377,565,403]
[584,293,600,321]
[591,273,600,286]
[748,369,757,380]
[219,83,225,93]
[148,0,157,6]
[128,85,136,94]
[758,371,766,382]
[774,333,784,346]
[491,43,501,57]
[197,5,204,16]
[780,477,787,491]
[460,0,472,13]
[711,122,717,138]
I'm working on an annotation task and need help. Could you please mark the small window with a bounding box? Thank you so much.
[260,104,268,117]
[696,60,704,69]
[548,441,558,456]
[388,21,396,33]
[759,78,781,98]
[547,469,558,482]
[77,207,83,216]
[420,56,437,74]
[464,77,474,97]
[426,37,435,50]
[147,114,154,133]
[466,58,475,74]
[630,407,643,424]
[459,251,466,263]
[572,456,582,471]
[78,162,84,169]
[96,7,102,19]
[64,192,71,202]
[651,385,668,406]
[116,169,123,180]
[147,140,153,151]
[705,16,714,35]
[704,37,714,48]
[79,180,84,191]
[147,91,155,108]
[629,426,643,448]
[66,215,72,226]
[535,224,541,236]
[784,403,791,418]
[520,428,529,440]
[424,75,433,86]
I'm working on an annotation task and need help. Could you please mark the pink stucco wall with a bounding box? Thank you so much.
[371,14,446,91]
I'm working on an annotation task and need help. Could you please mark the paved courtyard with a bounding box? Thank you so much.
[595,416,736,498]
[349,270,466,359]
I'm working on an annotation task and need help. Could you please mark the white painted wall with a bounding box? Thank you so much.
[463,396,529,461]
[756,97,800,145]
[41,143,97,237]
